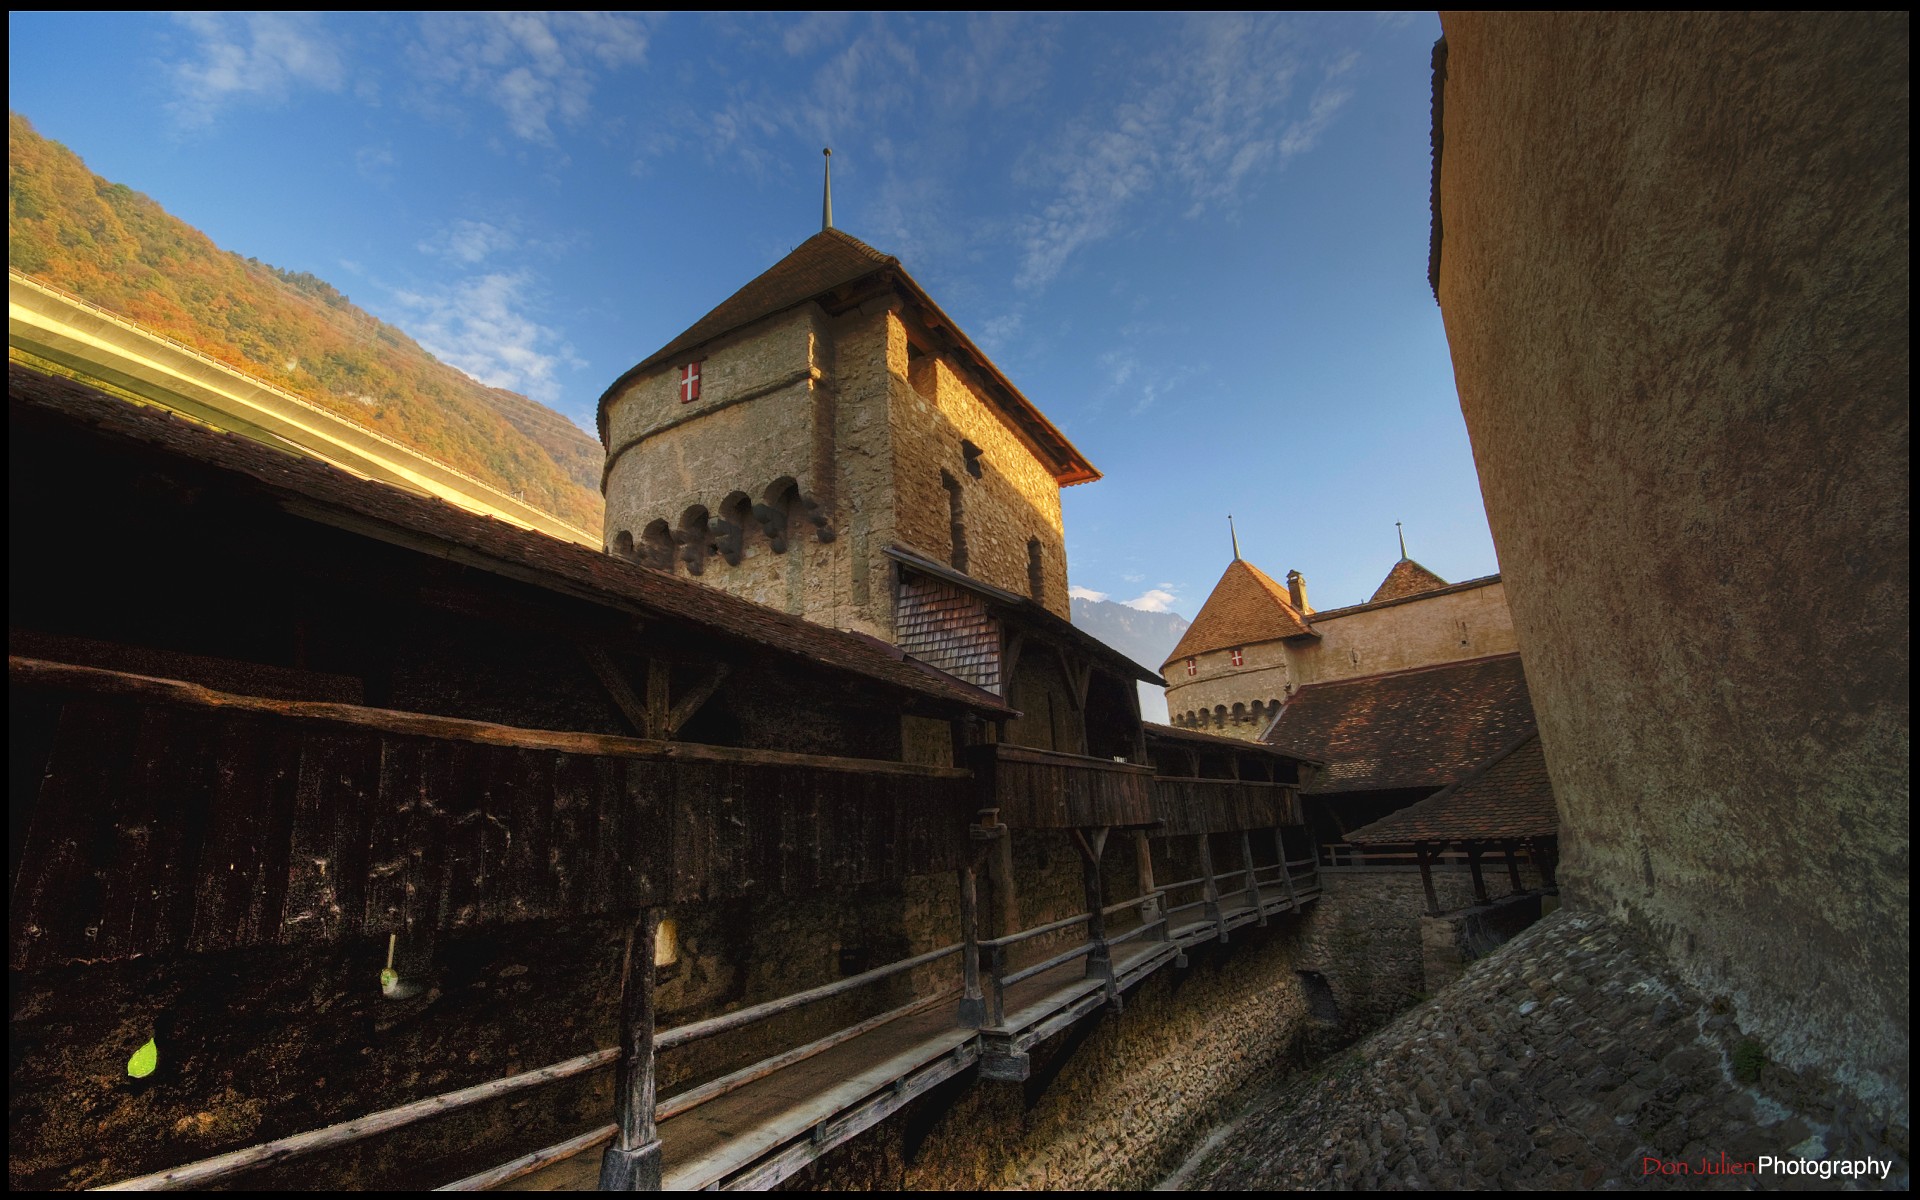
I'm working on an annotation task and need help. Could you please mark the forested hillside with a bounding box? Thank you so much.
[8,113,604,530]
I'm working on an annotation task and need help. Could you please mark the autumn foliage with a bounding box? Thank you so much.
[8,113,604,530]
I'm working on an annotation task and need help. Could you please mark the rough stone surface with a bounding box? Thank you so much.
[1182,909,1910,1191]
[1435,11,1909,1122]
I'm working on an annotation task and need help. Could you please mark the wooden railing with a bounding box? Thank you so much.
[968,743,1156,828]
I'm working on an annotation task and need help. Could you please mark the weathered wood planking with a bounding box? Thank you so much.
[9,661,975,969]
[970,744,1156,828]
[1151,778,1303,835]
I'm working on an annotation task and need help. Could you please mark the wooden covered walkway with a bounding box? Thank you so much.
[484,869,1322,1192]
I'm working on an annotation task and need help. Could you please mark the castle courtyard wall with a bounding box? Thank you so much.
[1434,10,1908,1123]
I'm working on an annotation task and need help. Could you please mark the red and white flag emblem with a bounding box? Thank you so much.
[680,361,702,404]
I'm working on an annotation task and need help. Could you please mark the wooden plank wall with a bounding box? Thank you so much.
[972,744,1156,828]
[8,669,973,971]
[1151,779,1302,835]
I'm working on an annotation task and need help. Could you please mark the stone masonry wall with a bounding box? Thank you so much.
[1293,581,1516,688]
[1185,908,1909,1190]
[888,325,1069,619]
[1435,12,1909,1122]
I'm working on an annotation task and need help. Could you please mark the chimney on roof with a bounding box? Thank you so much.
[1286,569,1310,613]
[822,148,833,231]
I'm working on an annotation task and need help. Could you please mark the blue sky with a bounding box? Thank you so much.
[9,11,1496,621]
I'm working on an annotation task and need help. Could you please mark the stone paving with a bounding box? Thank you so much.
[1179,909,1908,1191]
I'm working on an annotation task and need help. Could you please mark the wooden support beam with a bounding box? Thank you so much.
[644,658,671,741]
[1504,843,1525,893]
[1197,834,1227,943]
[1273,826,1302,910]
[1240,830,1266,926]
[1416,844,1441,915]
[665,663,730,739]
[1467,846,1490,905]
[1131,831,1163,935]
[1072,828,1116,1006]
[985,827,1021,938]
[580,645,652,737]
[957,863,985,1028]
[598,910,662,1191]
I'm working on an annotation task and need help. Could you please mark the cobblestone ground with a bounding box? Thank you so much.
[1176,910,1909,1191]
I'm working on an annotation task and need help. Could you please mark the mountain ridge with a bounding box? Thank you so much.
[7,112,605,531]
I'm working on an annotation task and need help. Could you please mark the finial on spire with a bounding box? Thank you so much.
[1396,521,1408,560]
[822,148,833,231]
[1229,515,1241,561]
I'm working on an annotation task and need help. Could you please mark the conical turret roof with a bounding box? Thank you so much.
[1368,558,1449,604]
[594,228,1098,484]
[1162,559,1315,669]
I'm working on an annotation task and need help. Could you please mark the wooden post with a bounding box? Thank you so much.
[985,827,1021,938]
[1074,828,1116,1005]
[1240,830,1266,926]
[1273,826,1301,911]
[1415,843,1441,915]
[1504,843,1525,893]
[1197,833,1227,942]
[598,910,662,1191]
[1467,845,1490,904]
[1132,830,1166,938]
[988,942,1008,1027]
[957,863,985,1027]
[644,658,671,740]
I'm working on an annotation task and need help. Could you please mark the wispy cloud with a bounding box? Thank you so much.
[388,272,578,404]
[1069,585,1109,603]
[1016,14,1354,289]
[417,219,518,264]
[167,12,346,127]
[411,12,649,144]
[1121,588,1179,613]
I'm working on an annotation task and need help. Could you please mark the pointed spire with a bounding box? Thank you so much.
[1229,515,1241,560]
[821,147,833,231]
[1397,521,1408,561]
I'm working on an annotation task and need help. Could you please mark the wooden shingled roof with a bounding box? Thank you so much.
[1368,557,1450,604]
[1261,653,1536,795]
[1162,558,1315,668]
[10,365,1011,718]
[1346,729,1559,845]
[594,228,1098,485]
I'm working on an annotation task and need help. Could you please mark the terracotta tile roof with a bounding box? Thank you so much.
[1346,730,1558,845]
[1163,559,1316,667]
[593,228,1099,485]
[1261,653,1536,795]
[11,364,1011,718]
[1368,557,1450,603]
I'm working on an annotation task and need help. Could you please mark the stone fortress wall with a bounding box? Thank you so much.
[1434,10,1909,1126]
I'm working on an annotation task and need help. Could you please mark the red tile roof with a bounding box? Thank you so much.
[593,228,1099,485]
[1346,729,1558,845]
[11,364,1011,718]
[1163,559,1316,667]
[1262,653,1536,794]
[1303,573,1501,625]
[1368,557,1450,603]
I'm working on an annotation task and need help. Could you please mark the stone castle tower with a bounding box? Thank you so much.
[1163,551,1517,739]
[595,227,1098,647]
